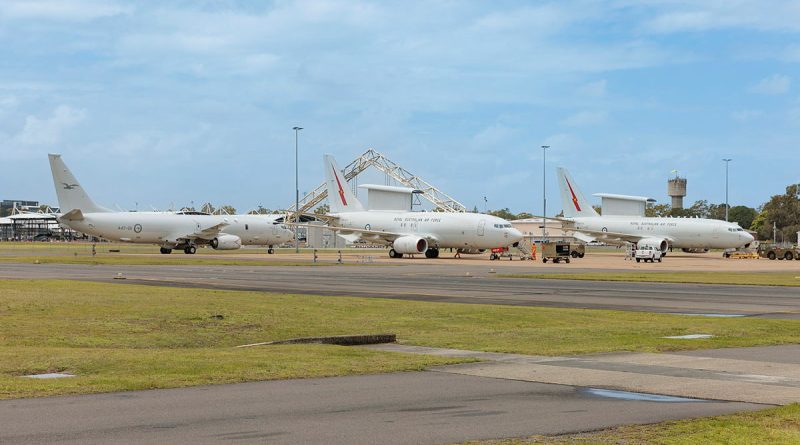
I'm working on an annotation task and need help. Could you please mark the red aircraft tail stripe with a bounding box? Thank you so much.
[332,168,348,206]
[565,178,582,211]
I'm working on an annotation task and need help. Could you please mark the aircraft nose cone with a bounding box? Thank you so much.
[509,228,523,241]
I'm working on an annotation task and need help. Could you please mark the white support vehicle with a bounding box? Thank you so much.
[635,245,663,263]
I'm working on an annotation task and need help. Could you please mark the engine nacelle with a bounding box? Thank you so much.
[392,235,428,254]
[638,237,668,254]
[210,234,242,250]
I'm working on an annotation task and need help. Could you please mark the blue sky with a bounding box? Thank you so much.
[1,0,799,214]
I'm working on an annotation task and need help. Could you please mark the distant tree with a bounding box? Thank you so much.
[646,203,671,217]
[755,184,800,241]
[219,205,236,215]
[728,205,757,229]
[488,208,516,220]
[248,205,271,215]
[591,205,602,215]
[515,212,533,220]
[314,204,330,215]
[200,203,215,214]
[706,203,726,220]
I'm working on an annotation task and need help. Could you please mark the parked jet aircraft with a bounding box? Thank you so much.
[554,167,754,254]
[316,154,523,258]
[48,154,293,254]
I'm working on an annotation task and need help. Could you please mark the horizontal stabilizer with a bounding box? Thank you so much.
[59,209,84,221]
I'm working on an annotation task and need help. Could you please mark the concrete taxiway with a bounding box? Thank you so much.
[1,262,798,317]
[0,371,761,445]
[370,344,800,405]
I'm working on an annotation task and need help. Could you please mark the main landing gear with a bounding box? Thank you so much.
[389,249,403,259]
[425,248,440,259]
[183,245,197,255]
[268,247,274,254]
[160,247,172,255]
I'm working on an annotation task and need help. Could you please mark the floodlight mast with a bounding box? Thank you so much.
[293,126,303,253]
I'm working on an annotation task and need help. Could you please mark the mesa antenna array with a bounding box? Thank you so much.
[287,148,467,214]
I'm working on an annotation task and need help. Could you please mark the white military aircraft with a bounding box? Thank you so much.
[48,154,293,254]
[554,167,754,254]
[316,154,523,258]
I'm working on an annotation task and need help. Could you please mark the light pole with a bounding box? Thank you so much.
[541,145,550,242]
[293,126,303,253]
[722,158,732,221]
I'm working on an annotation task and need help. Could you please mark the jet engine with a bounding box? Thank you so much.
[392,235,428,254]
[638,237,669,254]
[210,234,242,250]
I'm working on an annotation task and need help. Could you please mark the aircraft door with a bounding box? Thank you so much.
[477,219,485,236]
[271,223,278,236]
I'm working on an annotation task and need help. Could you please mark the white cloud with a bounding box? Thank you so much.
[750,74,791,95]
[730,109,763,122]
[0,0,130,22]
[16,105,86,146]
[640,1,800,34]
[578,80,607,97]
[561,110,608,127]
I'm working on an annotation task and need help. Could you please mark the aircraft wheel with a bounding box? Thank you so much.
[785,252,794,261]
[433,248,440,258]
[389,249,400,259]
[571,251,578,258]
[768,252,776,260]
[268,248,274,254]
[160,247,172,255]
[425,248,437,259]
[542,258,547,263]
[636,258,641,263]
[578,253,585,258]
[184,246,196,254]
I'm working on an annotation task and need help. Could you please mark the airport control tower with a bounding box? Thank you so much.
[667,174,687,209]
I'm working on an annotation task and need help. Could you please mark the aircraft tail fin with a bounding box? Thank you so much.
[48,154,111,214]
[556,167,598,218]
[323,154,364,213]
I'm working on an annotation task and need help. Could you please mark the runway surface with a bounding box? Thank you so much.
[0,371,760,445]
[1,262,798,317]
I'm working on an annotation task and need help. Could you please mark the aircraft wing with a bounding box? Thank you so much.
[290,223,437,245]
[566,227,673,245]
[165,222,229,243]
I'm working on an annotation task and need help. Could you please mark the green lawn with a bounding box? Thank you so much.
[466,404,800,444]
[501,272,800,287]
[0,241,387,266]
[2,279,800,398]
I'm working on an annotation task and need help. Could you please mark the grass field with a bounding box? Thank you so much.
[501,271,800,287]
[0,242,388,266]
[467,404,800,444]
[2,279,800,399]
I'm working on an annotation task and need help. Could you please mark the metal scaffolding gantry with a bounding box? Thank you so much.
[287,148,467,215]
